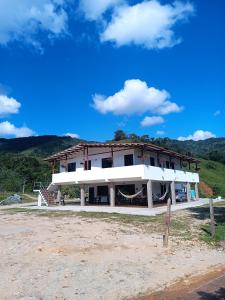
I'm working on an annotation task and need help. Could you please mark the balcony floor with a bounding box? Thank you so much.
[24,198,223,216]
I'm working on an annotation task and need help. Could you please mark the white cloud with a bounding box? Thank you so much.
[0,94,21,117]
[93,79,183,115]
[141,116,164,127]
[156,130,165,135]
[101,0,194,49]
[65,132,80,138]
[0,0,68,49]
[79,0,124,21]
[214,110,221,116]
[178,130,216,141]
[0,121,35,138]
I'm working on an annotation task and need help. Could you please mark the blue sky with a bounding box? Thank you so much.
[0,0,224,141]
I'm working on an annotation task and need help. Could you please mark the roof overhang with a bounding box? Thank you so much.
[45,142,200,164]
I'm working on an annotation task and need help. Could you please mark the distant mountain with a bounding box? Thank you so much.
[0,135,83,158]
[0,135,224,197]
[151,137,225,165]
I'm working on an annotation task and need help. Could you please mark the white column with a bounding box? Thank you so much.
[147,180,153,208]
[80,185,85,206]
[187,182,191,202]
[38,193,42,207]
[170,181,176,205]
[195,182,199,201]
[109,183,115,207]
[57,188,61,205]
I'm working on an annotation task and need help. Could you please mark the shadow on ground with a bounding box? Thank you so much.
[188,206,225,223]
[196,287,225,300]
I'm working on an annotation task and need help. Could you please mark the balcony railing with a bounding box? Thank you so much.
[52,164,199,185]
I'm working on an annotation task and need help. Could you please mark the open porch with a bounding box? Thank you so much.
[52,179,199,209]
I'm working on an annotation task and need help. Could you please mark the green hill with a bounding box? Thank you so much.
[0,135,82,157]
[0,134,224,197]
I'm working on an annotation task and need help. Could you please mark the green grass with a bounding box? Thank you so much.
[200,224,225,245]
[189,201,225,245]
[199,159,225,197]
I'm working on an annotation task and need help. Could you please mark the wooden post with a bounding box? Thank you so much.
[209,198,216,238]
[22,179,26,194]
[111,147,114,167]
[163,197,171,247]
[83,146,86,170]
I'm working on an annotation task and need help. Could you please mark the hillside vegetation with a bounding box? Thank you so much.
[0,133,224,197]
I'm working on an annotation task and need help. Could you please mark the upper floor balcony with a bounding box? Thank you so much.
[52,164,199,185]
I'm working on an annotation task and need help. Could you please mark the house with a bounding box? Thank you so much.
[38,142,200,208]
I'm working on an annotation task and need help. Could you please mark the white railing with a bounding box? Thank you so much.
[52,164,199,185]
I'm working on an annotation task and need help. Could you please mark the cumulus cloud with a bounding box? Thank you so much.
[156,130,165,135]
[0,0,68,49]
[93,79,183,115]
[178,130,216,141]
[79,0,124,21]
[65,132,80,138]
[0,94,21,117]
[101,0,194,49]
[0,121,35,137]
[141,116,164,127]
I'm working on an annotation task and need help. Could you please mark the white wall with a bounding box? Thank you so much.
[60,147,183,172]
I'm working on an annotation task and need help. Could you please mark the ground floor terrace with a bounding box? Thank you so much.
[47,179,200,209]
[33,198,223,217]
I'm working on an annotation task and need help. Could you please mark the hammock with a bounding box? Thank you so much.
[118,188,144,199]
[153,184,169,201]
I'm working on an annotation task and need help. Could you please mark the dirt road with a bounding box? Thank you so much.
[0,210,225,300]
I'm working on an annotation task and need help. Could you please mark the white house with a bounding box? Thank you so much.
[39,142,200,208]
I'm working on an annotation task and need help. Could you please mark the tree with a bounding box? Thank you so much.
[114,130,127,141]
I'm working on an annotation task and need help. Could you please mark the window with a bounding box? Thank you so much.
[124,154,134,166]
[102,157,113,168]
[84,160,91,170]
[68,162,76,172]
[166,161,170,169]
[150,157,155,166]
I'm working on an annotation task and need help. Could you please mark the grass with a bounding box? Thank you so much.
[199,159,225,198]
[189,201,225,245]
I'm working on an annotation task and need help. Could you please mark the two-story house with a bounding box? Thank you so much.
[39,142,200,208]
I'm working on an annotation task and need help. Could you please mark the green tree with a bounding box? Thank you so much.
[114,130,127,141]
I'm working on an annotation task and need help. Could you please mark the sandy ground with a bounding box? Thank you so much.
[0,211,225,300]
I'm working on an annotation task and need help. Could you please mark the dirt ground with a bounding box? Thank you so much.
[0,209,225,300]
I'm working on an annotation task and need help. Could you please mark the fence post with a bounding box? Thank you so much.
[163,197,172,247]
[209,198,216,238]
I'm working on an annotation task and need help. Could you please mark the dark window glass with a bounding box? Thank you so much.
[84,160,91,170]
[150,157,155,166]
[170,162,175,169]
[166,161,170,169]
[68,162,76,172]
[124,154,134,166]
[102,157,113,168]
[97,186,109,196]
